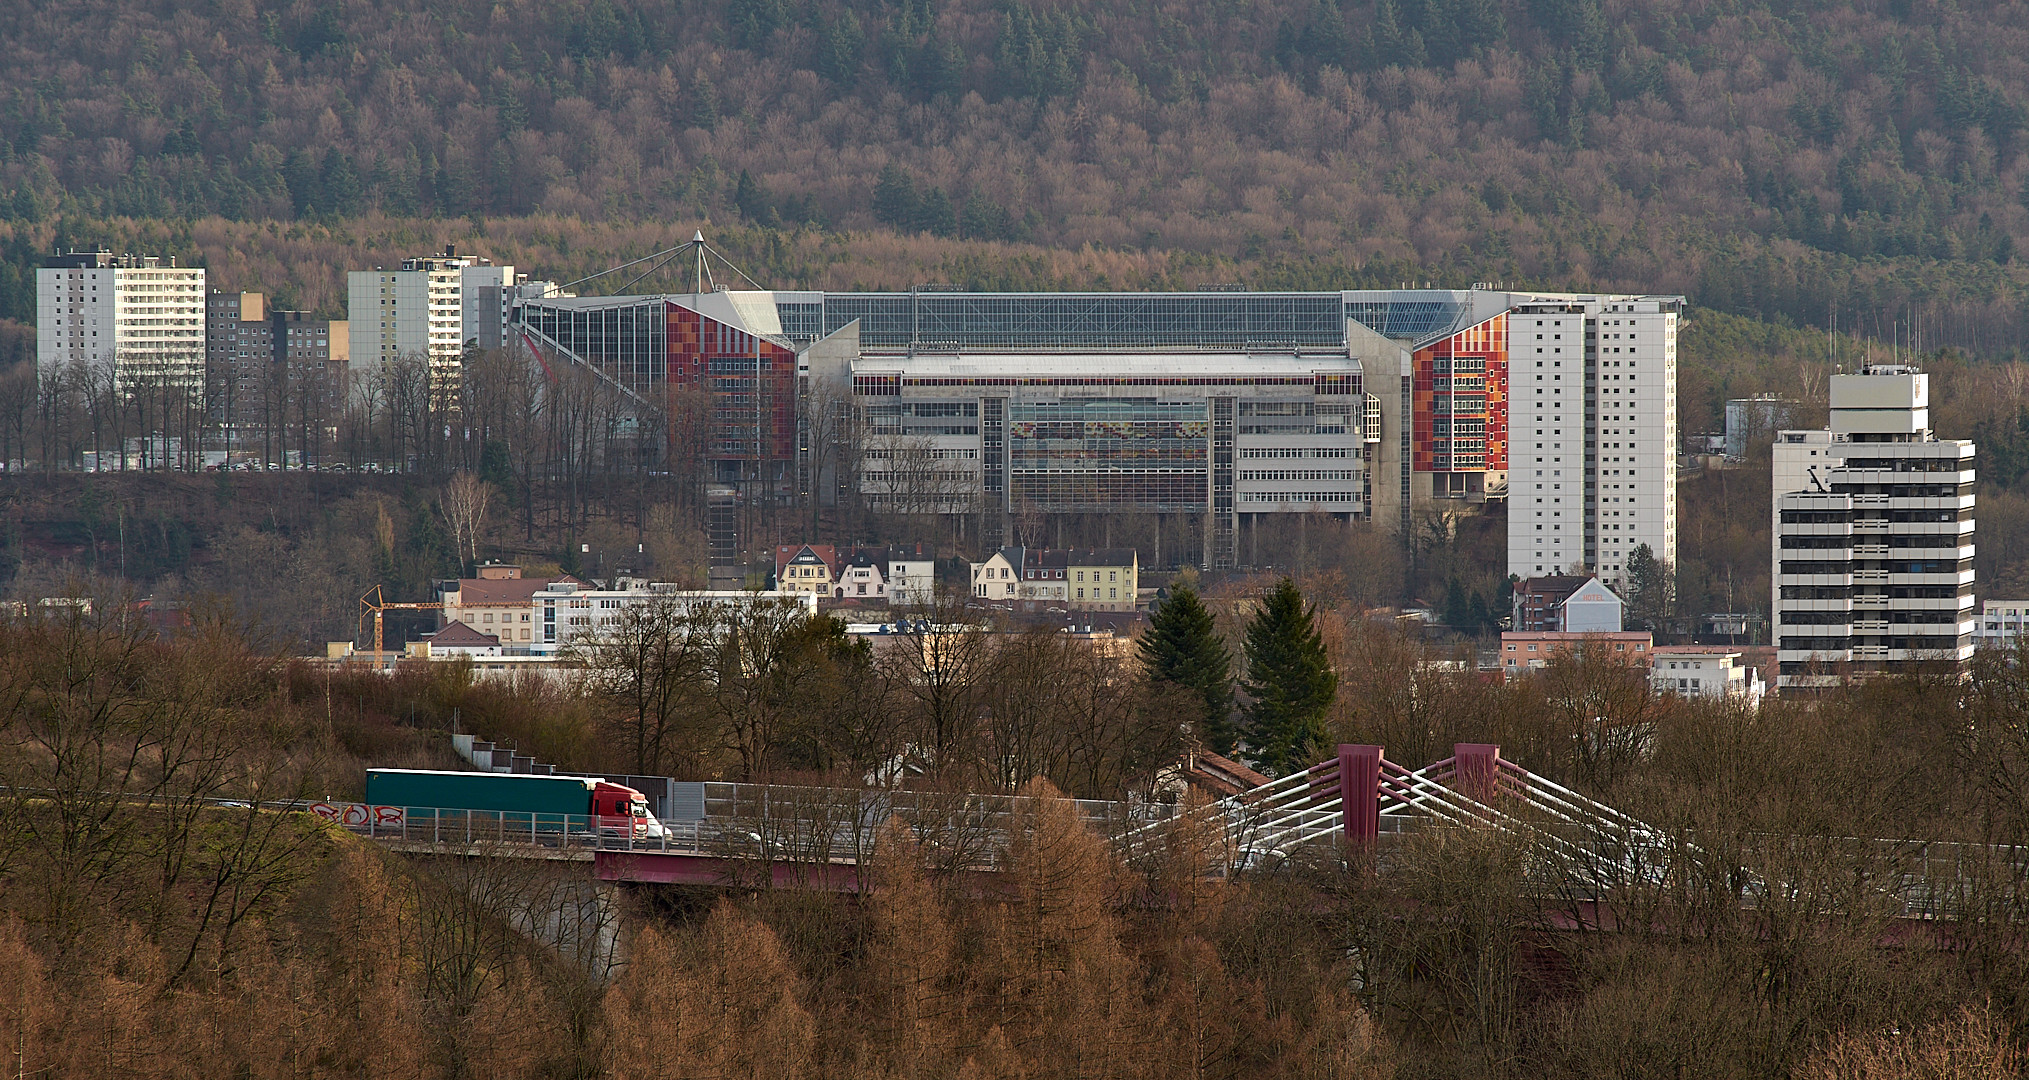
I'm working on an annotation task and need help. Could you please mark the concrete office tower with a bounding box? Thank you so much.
[38,250,206,393]
[1506,296,1679,592]
[1771,366,1976,690]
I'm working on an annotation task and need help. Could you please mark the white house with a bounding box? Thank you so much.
[1512,575,1624,633]
[1562,578,1626,633]
[417,620,502,658]
[887,556,935,606]
[837,552,889,600]
[971,549,1021,601]
[437,563,581,645]
[1650,646,1764,707]
[967,547,1139,611]
[773,544,838,598]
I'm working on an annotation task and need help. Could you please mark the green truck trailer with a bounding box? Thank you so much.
[365,768,665,839]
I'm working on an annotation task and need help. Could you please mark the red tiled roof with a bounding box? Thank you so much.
[774,544,837,576]
[1515,575,1593,604]
[451,575,580,605]
[1184,751,1269,796]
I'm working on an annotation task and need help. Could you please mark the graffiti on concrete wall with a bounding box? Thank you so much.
[309,801,406,828]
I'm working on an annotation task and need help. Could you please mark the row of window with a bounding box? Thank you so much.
[1024,568,1126,582]
[1782,585,1969,599]
[1238,491,1360,503]
[1783,611,1967,625]
[1781,636,1967,651]
[1238,447,1350,459]
[1239,470,1360,481]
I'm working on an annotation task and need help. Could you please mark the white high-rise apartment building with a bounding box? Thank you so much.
[1507,297,1679,592]
[348,253,469,386]
[37,250,206,393]
[1771,366,1976,690]
[347,246,519,390]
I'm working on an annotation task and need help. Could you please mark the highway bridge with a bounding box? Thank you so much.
[321,743,2026,922]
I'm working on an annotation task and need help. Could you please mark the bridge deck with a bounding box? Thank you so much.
[321,745,2029,918]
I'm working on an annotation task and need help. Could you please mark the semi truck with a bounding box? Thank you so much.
[365,769,666,840]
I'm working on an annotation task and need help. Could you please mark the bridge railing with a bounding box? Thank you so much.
[318,804,775,857]
[696,781,1181,873]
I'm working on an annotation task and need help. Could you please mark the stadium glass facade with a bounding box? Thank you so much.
[1007,397,1212,514]
[819,292,1354,349]
[512,286,1678,570]
[516,299,666,396]
[517,295,798,478]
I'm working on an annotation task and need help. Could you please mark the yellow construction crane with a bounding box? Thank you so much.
[358,585,445,657]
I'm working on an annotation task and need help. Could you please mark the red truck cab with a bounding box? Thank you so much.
[590,781,662,839]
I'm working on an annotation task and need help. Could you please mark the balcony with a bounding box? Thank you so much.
[1851,620,1888,633]
[1851,544,1889,557]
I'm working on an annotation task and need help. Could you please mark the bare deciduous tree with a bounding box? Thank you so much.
[439,470,492,571]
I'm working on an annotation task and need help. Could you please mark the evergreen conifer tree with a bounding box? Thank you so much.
[1240,578,1337,775]
[1624,543,1671,630]
[1137,584,1235,754]
[872,165,919,229]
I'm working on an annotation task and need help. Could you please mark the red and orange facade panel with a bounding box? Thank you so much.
[664,301,798,461]
[1411,312,1508,475]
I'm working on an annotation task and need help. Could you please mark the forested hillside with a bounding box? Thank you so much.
[2,0,2029,350]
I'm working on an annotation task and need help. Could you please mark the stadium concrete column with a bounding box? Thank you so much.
[1347,320,1412,541]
